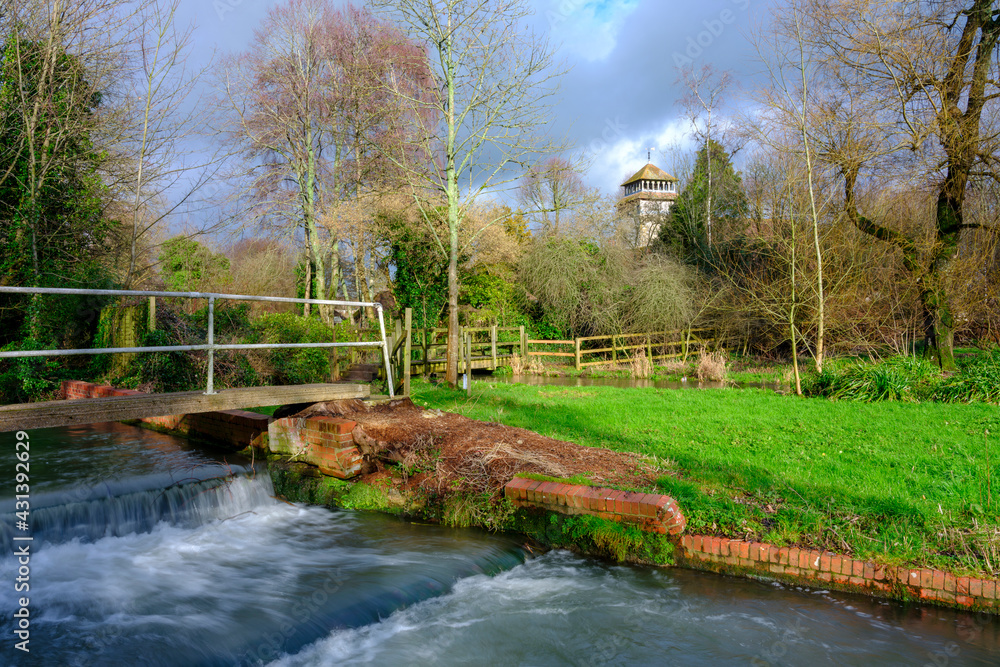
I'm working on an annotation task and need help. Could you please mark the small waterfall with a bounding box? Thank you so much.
[0,467,275,552]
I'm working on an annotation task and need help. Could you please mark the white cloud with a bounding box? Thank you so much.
[577,117,693,194]
[544,0,641,62]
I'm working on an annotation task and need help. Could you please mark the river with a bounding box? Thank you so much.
[2,423,998,666]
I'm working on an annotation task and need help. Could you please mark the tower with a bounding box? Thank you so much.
[618,162,679,247]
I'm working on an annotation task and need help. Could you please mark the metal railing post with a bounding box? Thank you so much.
[205,296,216,395]
[375,304,395,398]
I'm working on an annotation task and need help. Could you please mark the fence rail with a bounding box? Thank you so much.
[0,286,395,398]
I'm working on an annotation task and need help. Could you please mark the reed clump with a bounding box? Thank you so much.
[696,350,727,382]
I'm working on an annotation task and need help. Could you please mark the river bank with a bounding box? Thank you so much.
[253,379,1000,613]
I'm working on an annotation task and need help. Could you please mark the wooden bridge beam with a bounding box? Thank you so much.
[0,383,370,432]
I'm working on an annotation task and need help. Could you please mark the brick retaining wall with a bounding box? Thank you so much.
[502,475,1000,613]
[269,416,363,479]
[677,535,1000,612]
[61,380,269,450]
[504,477,686,535]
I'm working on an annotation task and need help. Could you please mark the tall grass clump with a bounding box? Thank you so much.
[805,356,939,402]
[696,350,727,382]
[933,349,1000,404]
[630,351,652,379]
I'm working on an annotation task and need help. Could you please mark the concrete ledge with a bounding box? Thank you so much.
[504,477,686,535]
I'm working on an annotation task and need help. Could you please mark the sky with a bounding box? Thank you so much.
[174,0,766,212]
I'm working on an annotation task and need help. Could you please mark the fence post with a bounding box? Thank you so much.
[403,308,412,396]
[148,296,156,331]
[520,325,526,358]
[205,296,216,395]
[466,333,473,397]
[491,325,497,369]
[646,334,653,364]
[575,337,581,371]
[376,304,395,398]
[612,335,618,364]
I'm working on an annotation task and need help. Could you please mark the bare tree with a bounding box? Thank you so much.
[799,0,1000,370]
[517,156,590,235]
[372,0,564,386]
[218,0,422,321]
[750,0,828,371]
[678,65,735,250]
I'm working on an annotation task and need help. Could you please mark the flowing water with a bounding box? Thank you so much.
[3,424,1000,666]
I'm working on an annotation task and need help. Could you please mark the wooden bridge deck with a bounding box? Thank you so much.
[409,354,515,375]
[0,383,370,432]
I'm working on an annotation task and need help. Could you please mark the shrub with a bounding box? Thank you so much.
[805,356,939,402]
[249,313,337,384]
[932,349,1000,404]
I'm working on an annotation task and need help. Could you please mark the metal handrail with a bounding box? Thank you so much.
[0,286,395,398]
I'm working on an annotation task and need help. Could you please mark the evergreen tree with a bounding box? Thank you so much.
[659,139,746,259]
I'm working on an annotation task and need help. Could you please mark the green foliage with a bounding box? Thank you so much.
[804,356,940,402]
[520,238,699,338]
[659,139,747,259]
[159,237,232,292]
[130,329,201,392]
[384,207,451,330]
[249,313,336,384]
[932,349,1000,403]
[0,34,117,344]
[0,339,62,402]
[442,493,516,531]
[514,510,674,564]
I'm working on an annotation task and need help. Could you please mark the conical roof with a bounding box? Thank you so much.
[622,163,677,186]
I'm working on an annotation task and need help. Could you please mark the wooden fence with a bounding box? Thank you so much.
[359,309,718,395]
[526,328,716,371]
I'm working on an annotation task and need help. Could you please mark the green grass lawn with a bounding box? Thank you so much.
[411,379,1000,576]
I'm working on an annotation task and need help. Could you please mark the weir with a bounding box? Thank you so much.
[3,422,999,665]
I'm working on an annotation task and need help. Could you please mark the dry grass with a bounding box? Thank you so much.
[696,350,728,382]
[526,357,546,374]
[660,360,689,374]
[444,441,571,494]
[630,351,652,379]
[510,354,525,375]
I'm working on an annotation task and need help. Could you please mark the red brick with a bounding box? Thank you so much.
[769,547,782,564]
[864,563,875,580]
[797,550,810,570]
[637,495,659,518]
[819,572,833,582]
[738,542,751,560]
[957,578,971,597]
[852,561,865,577]
[933,571,946,591]
[709,538,721,556]
[956,595,975,608]
[830,556,842,574]
[788,548,800,568]
[983,581,997,600]
[944,574,958,594]
[970,579,983,597]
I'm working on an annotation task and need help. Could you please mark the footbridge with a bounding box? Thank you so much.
[0,286,395,433]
